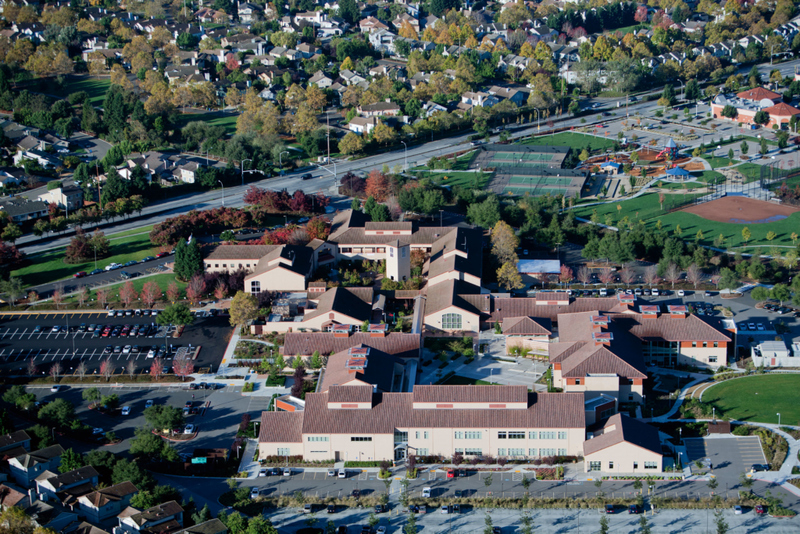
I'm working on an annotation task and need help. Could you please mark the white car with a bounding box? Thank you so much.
[376,528,387,534]
[422,487,432,498]
[122,345,132,355]
[107,310,115,317]
[338,469,346,479]
[250,487,259,499]
[121,406,131,416]
[92,427,104,435]
[441,505,450,514]
[50,385,61,392]
[147,348,156,358]
[283,468,292,476]
[104,263,122,271]
[651,288,660,296]
[678,290,685,297]
[184,424,196,434]
[145,400,154,408]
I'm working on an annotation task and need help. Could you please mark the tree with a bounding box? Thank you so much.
[599,514,609,534]
[173,352,194,381]
[150,357,164,381]
[497,262,524,291]
[166,282,181,303]
[229,291,259,327]
[127,359,137,380]
[772,283,790,306]
[157,303,194,327]
[100,357,114,381]
[119,280,138,308]
[644,265,659,287]
[82,387,102,408]
[365,171,390,202]
[0,278,23,307]
[639,514,652,534]
[491,221,519,266]
[130,426,174,460]
[741,227,751,244]
[144,404,184,433]
[112,458,153,489]
[720,105,738,119]
[291,365,306,398]
[466,195,501,228]
[141,281,161,308]
[38,398,75,428]
[185,274,206,305]
[559,265,574,285]
[483,512,494,534]
[760,137,768,155]
[338,132,364,155]
[665,263,681,289]
[403,510,417,534]
[337,0,359,24]
[49,362,62,382]
[718,267,739,291]
[373,122,398,146]
[753,110,770,126]
[174,238,203,282]
[740,140,749,155]
[59,448,85,473]
[686,263,703,289]
[577,266,591,286]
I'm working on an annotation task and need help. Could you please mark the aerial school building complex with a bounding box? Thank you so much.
[236,210,729,472]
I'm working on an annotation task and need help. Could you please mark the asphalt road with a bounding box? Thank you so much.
[0,312,231,375]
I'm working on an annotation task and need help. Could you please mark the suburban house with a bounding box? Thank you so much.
[13,148,61,168]
[8,444,64,488]
[259,385,586,462]
[358,102,402,117]
[76,482,138,523]
[0,483,31,511]
[348,116,379,135]
[118,501,184,533]
[35,466,100,501]
[0,430,31,454]
[0,198,49,222]
[583,414,663,473]
[38,185,83,212]
[174,519,228,534]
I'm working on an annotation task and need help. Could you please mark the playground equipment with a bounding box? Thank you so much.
[654,138,678,161]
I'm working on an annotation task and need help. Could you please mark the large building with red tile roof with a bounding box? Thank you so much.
[259,385,586,462]
[711,87,800,128]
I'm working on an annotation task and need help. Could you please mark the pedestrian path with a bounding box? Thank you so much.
[238,438,260,477]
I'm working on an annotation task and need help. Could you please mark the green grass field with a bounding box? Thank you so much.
[413,171,491,189]
[703,156,736,169]
[692,170,724,183]
[574,191,800,248]
[12,233,160,289]
[519,132,617,151]
[174,111,238,136]
[703,375,800,425]
[40,77,112,107]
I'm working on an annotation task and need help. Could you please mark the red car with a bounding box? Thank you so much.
[73,271,87,278]
[756,504,766,515]
[446,469,455,478]
[156,252,169,258]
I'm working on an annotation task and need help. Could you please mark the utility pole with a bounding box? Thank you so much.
[241,158,251,187]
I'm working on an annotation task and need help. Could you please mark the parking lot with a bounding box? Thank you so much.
[0,312,231,375]
[684,437,767,479]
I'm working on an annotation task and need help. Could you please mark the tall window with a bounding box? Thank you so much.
[442,313,462,330]
[277,448,290,456]
[250,281,261,294]
[588,461,601,471]
[509,448,525,456]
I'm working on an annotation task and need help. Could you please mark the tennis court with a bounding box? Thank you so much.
[509,176,573,186]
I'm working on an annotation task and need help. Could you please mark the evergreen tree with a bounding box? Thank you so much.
[174,239,202,282]
[337,0,359,24]
[102,85,128,137]
[81,103,100,133]
[100,168,131,207]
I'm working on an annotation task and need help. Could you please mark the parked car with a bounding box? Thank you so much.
[327,504,336,513]
[145,400,154,408]
[338,469,346,479]
[250,487,259,499]
[73,271,87,278]
[50,385,61,392]
[628,505,639,514]
[301,173,312,180]
[422,487,431,498]
[375,504,385,514]
[734,505,743,515]
[121,406,131,415]
[303,504,313,513]
[184,424,195,434]
[755,504,766,515]
[89,269,103,275]
[351,489,361,499]
[605,504,615,514]
[141,256,155,263]
[105,263,122,271]
[283,468,292,476]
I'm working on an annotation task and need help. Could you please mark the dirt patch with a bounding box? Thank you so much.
[682,195,800,224]
[683,162,706,172]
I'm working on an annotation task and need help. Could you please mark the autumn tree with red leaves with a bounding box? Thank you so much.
[306,217,331,241]
[150,357,163,381]
[119,281,138,308]
[365,170,391,202]
[166,281,181,303]
[99,358,114,381]
[173,352,194,381]
[141,281,161,308]
[186,274,206,305]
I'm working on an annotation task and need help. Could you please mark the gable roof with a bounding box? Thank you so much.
[175,519,228,534]
[502,316,552,336]
[0,431,30,450]
[736,87,781,101]
[283,332,420,358]
[0,484,27,508]
[763,102,800,117]
[127,500,184,526]
[79,481,138,508]
[424,279,482,316]
[13,444,64,468]
[618,313,730,342]
[584,413,662,456]
[259,411,304,443]
[303,287,373,322]
[38,466,99,490]
[205,245,279,261]
[319,344,402,392]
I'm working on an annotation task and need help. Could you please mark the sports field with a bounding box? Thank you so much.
[703,375,800,425]
[519,132,618,151]
[573,192,800,248]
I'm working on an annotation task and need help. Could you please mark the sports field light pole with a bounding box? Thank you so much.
[241,158,252,187]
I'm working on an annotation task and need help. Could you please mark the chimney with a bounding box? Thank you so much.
[592,332,613,346]
[639,305,659,319]
[668,305,687,318]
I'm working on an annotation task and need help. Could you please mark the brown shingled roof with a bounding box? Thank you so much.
[328,384,374,403]
[469,296,630,323]
[502,316,552,336]
[282,332,420,359]
[259,411,304,443]
[303,287,373,322]
[413,385,528,403]
[320,346,401,393]
[81,481,138,508]
[204,244,278,261]
[296,390,585,435]
[583,414,661,456]
[364,221,413,231]
[736,87,781,101]
[621,313,730,342]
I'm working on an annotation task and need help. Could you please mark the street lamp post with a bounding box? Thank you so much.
[401,141,408,172]
[778,413,781,426]
[279,151,289,169]
[218,180,225,207]
[241,158,252,187]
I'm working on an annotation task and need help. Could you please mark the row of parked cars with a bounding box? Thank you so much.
[93,323,161,338]
[73,255,170,278]
[763,303,798,316]
[107,309,159,317]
